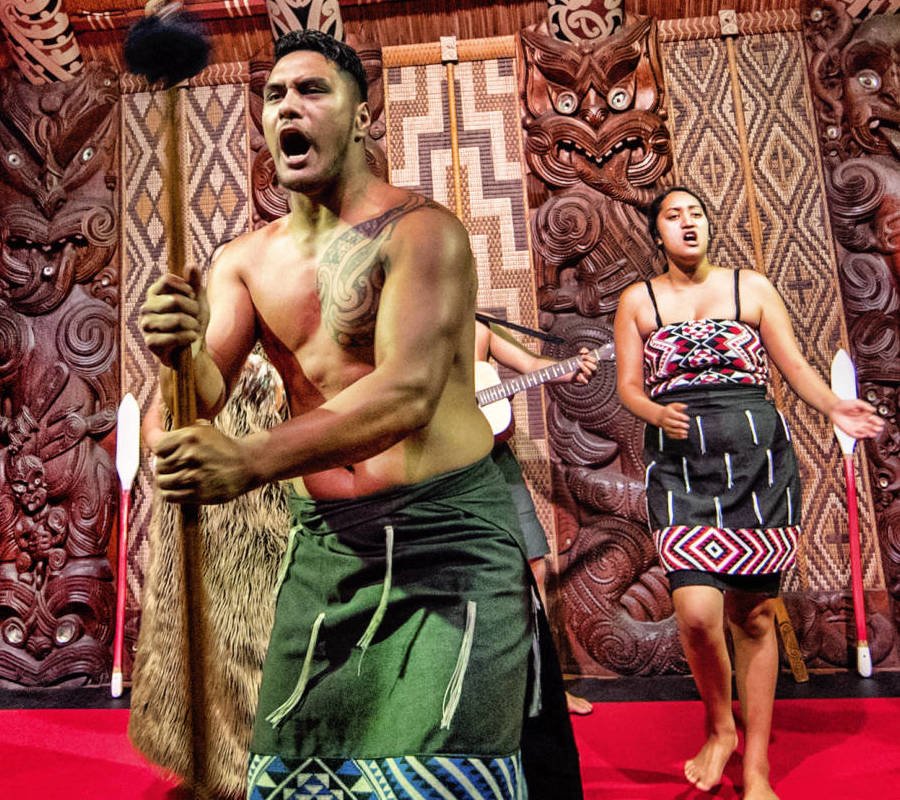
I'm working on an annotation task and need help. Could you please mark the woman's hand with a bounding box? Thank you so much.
[656,401,690,439]
[829,399,884,441]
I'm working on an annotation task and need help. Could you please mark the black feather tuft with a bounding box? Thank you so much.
[124,10,210,87]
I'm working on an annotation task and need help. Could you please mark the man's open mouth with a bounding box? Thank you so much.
[280,128,311,159]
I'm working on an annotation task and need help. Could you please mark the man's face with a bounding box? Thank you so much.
[262,50,369,194]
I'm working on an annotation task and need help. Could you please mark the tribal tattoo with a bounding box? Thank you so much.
[317,194,436,347]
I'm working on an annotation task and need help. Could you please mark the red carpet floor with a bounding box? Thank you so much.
[1,698,897,799]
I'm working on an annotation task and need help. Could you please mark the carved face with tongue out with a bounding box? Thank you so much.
[517,17,671,206]
[843,15,900,158]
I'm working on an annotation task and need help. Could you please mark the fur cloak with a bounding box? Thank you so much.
[128,356,291,799]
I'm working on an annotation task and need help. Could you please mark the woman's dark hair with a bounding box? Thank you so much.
[274,29,368,102]
[647,185,713,244]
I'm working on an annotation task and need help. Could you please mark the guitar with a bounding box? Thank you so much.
[475,342,615,439]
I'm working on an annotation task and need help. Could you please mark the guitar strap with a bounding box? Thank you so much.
[475,313,565,345]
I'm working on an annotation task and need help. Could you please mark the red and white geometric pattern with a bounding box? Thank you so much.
[643,318,770,398]
[656,523,799,575]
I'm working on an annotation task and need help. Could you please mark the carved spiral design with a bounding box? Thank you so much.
[849,312,900,380]
[543,315,618,414]
[56,301,116,377]
[560,516,685,675]
[251,151,289,225]
[549,3,624,45]
[840,252,898,314]
[533,191,603,266]
[580,520,652,595]
[80,205,117,248]
[0,301,33,386]
[619,566,671,622]
[568,465,648,522]
[67,460,115,557]
[830,159,884,220]
[547,403,619,467]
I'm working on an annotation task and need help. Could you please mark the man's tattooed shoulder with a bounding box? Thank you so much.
[316,194,437,348]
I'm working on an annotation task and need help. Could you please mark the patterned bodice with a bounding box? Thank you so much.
[642,318,770,398]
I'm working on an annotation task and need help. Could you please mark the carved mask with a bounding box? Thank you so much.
[842,16,900,158]
[518,17,671,203]
[0,63,119,314]
[9,454,48,514]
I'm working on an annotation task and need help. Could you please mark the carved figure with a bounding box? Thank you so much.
[10,453,68,586]
[519,17,670,207]
[0,63,119,686]
[806,1,899,660]
[518,17,683,676]
[0,63,119,315]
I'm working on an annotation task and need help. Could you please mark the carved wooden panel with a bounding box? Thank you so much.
[518,16,685,675]
[0,63,119,686]
[805,2,900,665]
[546,0,624,43]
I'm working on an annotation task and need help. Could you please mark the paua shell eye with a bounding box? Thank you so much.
[554,91,578,115]
[856,70,881,91]
[81,146,95,162]
[608,87,631,111]
[7,151,22,167]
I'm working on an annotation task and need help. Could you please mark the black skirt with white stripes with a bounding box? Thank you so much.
[643,385,802,577]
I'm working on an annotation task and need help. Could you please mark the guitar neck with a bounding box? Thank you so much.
[476,352,588,406]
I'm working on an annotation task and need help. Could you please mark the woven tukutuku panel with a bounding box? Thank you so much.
[120,83,251,613]
[734,30,882,591]
[454,57,554,539]
[385,54,555,541]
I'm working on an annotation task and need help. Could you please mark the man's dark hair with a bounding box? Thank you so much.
[647,185,714,244]
[274,29,368,102]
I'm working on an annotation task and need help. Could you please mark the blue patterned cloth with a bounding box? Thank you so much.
[247,752,526,800]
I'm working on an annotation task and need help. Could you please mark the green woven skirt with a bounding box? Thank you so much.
[250,454,534,765]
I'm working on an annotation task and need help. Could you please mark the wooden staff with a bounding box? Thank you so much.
[125,3,212,795]
[165,83,210,796]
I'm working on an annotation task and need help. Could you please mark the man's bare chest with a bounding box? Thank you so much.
[249,194,430,350]
[248,227,385,352]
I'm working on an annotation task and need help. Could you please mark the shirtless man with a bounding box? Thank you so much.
[139,30,570,800]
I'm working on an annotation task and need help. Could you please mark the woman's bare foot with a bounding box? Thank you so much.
[565,691,593,715]
[683,729,738,791]
[743,770,779,799]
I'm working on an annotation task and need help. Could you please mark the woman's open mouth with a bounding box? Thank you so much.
[683,230,698,244]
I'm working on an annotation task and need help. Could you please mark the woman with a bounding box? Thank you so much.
[614,186,883,800]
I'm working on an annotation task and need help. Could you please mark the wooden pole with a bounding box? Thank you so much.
[163,83,210,799]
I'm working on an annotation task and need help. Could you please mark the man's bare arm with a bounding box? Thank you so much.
[249,207,472,473]
[141,246,258,420]
[153,205,479,502]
